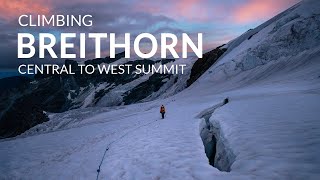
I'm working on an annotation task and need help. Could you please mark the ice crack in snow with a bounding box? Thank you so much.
[199,98,235,172]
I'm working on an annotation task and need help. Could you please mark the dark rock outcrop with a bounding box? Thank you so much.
[187,45,226,87]
[123,73,172,105]
[0,95,49,139]
[0,76,31,91]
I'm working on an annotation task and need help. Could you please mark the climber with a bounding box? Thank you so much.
[160,105,166,119]
[223,98,229,105]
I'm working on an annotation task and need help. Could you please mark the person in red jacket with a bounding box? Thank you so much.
[160,105,166,119]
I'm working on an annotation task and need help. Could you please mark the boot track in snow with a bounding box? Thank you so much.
[96,119,159,180]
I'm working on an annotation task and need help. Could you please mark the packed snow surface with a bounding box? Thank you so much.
[1,0,320,179]
[1,56,319,179]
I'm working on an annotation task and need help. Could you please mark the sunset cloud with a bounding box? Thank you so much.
[134,0,215,22]
[0,0,301,69]
[134,0,300,24]
[232,0,300,23]
[0,0,51,21]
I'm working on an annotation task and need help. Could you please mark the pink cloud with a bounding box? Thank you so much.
[134,0,215,22]
[0,0,51,21]
[134,0,300,24]
[232,0,300,23]
[0,0,115,21]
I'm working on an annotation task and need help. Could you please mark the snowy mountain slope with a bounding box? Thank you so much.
[96,57,197,106]
[199,0,320,85]
[1,0,320,179]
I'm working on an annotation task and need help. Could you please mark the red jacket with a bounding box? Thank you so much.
[160,106,166,113]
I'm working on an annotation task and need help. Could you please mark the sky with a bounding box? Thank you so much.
[0,0,300,69]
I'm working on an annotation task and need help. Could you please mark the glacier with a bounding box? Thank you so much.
[0,0,320,179]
